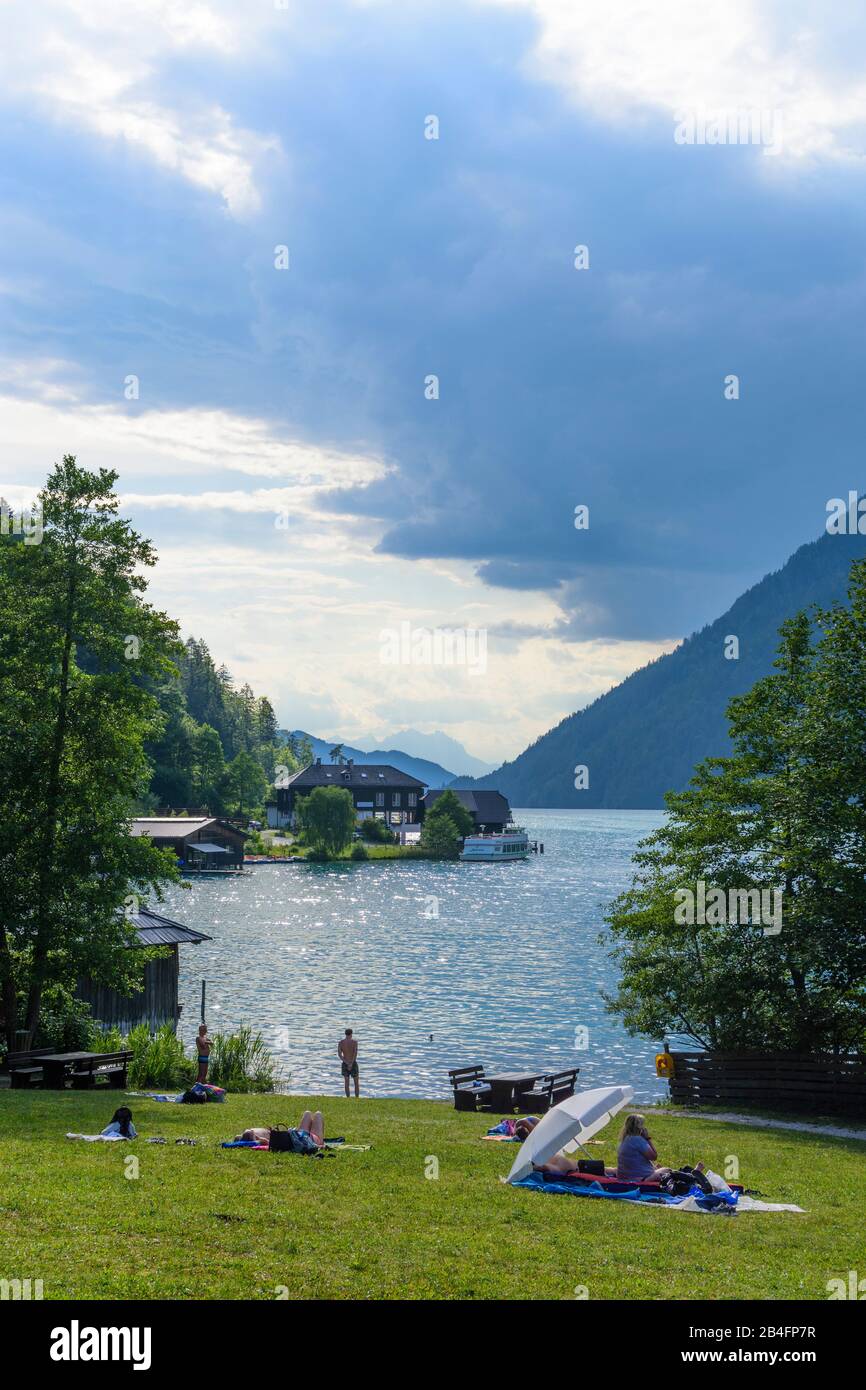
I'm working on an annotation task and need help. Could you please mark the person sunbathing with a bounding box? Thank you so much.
[514,1116,539,1142]
[234,1110,325,1151]
[104,1107,136,1139]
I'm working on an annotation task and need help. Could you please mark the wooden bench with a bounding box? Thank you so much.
[517,1068,580,1113]
[448,1064,493,1112]
[70,1051,133,1090]
[5,1048,58,1089]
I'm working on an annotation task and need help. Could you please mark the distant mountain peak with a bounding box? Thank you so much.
[369,728,496,778]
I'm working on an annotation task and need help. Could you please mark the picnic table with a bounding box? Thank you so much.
[485,1072,546,1113]
[40,1050,132,1090]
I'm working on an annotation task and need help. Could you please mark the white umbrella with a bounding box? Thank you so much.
[507,1084,634,1183]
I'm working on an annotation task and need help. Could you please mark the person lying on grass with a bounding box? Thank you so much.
[105,1106,136,1139]
[68,1107,138,1142]
[537,1113,709,1187]
[234,1109,325,1153]
[514,1116,538,1142]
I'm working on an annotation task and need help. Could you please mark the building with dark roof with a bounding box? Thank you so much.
[422,788,512,833]
[272,759,427,829]
[130,816,246,869]
[76,907,212,1034]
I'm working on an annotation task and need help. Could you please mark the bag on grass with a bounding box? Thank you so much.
[577,1159,605,1176]
[180,1088,208,1104]
[268,1125,320,1155]
[192,1081,226,1103]
[661,1166,713,1197]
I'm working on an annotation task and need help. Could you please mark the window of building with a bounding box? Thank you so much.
[375,792,384,806]
[407,792,416,808]
[392,792,401,807]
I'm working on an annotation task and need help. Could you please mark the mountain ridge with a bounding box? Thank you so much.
[279,730,458,788]
[367,728,496,778]
[452,530,866,807]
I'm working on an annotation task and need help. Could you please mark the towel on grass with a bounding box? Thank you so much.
[221,1138,371,1152]
[67,1121,137,1142]
[511,1172,803,1214]
[128,1082,226,1103]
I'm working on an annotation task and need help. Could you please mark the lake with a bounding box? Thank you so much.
[162,809,669,1103]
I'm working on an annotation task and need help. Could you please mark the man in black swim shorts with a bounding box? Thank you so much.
[338,1027,360,1097]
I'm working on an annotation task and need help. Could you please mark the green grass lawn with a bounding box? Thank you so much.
[0,1091,862,1300]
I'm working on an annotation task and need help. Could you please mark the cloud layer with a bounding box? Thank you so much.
[1,0,863,757]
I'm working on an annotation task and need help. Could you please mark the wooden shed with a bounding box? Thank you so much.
[76,907,212,1033]
[130,817,246,870]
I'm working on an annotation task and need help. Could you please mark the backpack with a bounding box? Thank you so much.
[661,1166,713,1197]
[268,1125,320,1155]
[180,1088,208,1104]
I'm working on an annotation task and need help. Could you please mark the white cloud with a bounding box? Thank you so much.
[485,0,866,161]
[0,376,675,761]
[0,0,280,216]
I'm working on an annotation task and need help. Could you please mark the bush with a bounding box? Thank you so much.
[33,988,98,1051]
[93,1026,124,1053]
[208,1027,280,1092]
[360,817,395,844]
[419,813,462,859]
[305,846,331,862]
[350,843,369,860]
[127,1023,192,1090]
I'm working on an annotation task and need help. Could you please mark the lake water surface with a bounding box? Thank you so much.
[163,809,668,1103]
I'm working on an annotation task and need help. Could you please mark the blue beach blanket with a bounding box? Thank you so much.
[511,1171,738,1211]
[136,1082,225,1104]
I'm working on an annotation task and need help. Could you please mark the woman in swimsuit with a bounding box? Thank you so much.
[234,1110,325,1150]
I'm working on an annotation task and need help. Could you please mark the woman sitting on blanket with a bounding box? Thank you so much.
[538,1113,706,1186]
[614,1114,710,1186]
[234,1110,325,1152]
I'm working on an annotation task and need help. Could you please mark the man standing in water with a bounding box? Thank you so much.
[338,1028,360,1097]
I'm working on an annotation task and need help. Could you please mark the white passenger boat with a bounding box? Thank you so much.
[460,826,534,862]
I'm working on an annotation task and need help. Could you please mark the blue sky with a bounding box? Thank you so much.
[1,0,865,761]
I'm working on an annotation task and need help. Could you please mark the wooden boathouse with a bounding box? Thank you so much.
[130,816,246,871]
[76,907,212,1033]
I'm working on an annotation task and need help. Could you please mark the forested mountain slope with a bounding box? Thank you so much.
[456,532,866,808]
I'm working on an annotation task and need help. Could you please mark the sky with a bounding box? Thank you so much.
[1,0,865,763]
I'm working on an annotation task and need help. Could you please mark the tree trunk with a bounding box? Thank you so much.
[24,569,77,1037]
[0,921,18,1052]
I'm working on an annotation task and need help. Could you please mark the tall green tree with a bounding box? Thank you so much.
[225,750,268,818]
[192,724,226,809]
[255,696,278,747]
[0,457,180,1046]
[604,558,866,1055]
[424,789,474,838]
[296,786,355,856]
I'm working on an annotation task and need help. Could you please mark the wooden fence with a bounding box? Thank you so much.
[668,1051,866,1117]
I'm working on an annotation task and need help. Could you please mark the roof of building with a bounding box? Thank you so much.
[283,762,427,790]
[130,817,243,840]
[422,788,511,822]
[127,907,212,947]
